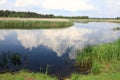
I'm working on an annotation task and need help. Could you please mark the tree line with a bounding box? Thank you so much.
[0,10,119,19]
[0,10,55,18]
[0,10,89,19]
[116,17,120,19]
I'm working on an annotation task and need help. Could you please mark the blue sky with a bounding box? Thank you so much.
[0,0,120,18]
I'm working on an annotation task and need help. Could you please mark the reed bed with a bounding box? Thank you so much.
[75,39,120,74]
[0,20,73,29]
[76,39,120,64]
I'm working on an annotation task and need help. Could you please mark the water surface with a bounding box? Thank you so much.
[0,22,120,76]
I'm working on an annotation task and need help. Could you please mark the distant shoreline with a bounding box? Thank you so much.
[0,18,120,29]
[70,19,120,23]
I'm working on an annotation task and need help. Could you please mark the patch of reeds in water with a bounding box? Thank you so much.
[0,51,29,72]
[75,39,120,74]
[0,20,73,29]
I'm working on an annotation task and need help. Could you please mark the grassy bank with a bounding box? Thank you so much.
[70,72,120,80]
[70,19,120,23]
[72,39,120,80]
[71,61,120,80]
[0,18,73,29]
[0,70,57,80]
[0,62,120,80]
[76,39,120,65]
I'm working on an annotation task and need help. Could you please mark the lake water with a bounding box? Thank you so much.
[0,22,120,76]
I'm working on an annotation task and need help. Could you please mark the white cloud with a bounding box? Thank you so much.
[1,0,120,17]
[14,0,96,11]
[105,0,120,12]
[0,0,7,4]
[15,0,39,7]
[41,0,96,11]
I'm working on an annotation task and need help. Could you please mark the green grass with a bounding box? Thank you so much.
[70,72,120,80]
[76,39,120,66]
[71,61,120,80]
[73,39,120,80]
[0,70,57,80]
[0,61,120,80]
[0,20,73,29]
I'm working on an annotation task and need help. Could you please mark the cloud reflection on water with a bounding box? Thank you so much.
[16,27,120,59]
[0,23,120,59]
[16,27,92,58]
[0,30,9,40]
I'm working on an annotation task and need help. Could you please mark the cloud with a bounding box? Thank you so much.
[14,0,96,11]
[15,0,39,7]
[105,0,120,12]
[41,0,96,11]
[0,0,7,4]
[1,0,120,17]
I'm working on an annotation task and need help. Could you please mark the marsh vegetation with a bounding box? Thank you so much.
[0,52,29,73]
[0,20,73,29]
[72,39,120,80]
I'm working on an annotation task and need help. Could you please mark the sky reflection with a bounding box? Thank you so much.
[0,22,120,59]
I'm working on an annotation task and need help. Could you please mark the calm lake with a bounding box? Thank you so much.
[0,22,120,76]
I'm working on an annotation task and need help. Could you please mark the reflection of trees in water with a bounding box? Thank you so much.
[0,51,29,72]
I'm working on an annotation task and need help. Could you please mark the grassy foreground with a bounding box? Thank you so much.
[70,72,120,80]
[72,39,120,80]
[70,61,120,80]
[0,71,57,80]
[0,18,73,29]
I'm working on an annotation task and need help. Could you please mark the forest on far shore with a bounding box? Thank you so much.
[0,10,120,19]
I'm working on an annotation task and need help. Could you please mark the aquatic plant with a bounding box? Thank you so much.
[75,39,120,74]
[45,64,51,75]
[0,51,10,70]
[75,46,93,73]
[0,20,73,29]
[0,52,24,72]
[11,53,21,66]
